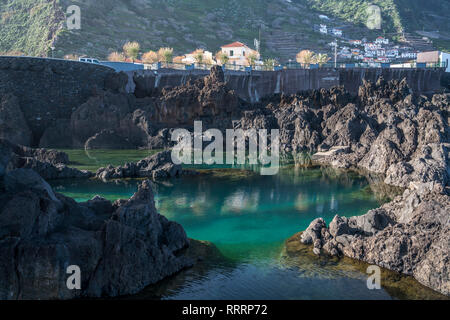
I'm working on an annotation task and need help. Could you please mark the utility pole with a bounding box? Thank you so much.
[334,39,338,68]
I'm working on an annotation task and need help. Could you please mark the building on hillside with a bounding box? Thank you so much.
[376,57,390,63]
[417,51,450,71]
[401,52,417,59]
[220,42,260,66]
[375,36,389,45]
[376,49,386,57]
[386,49,399,58]
[331,28,343,37]
[349,40,362,46]
[364,42,381,50]
[319,24,328,34]
[364,50,376,58]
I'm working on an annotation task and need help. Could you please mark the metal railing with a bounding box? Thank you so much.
[143,60,448,72]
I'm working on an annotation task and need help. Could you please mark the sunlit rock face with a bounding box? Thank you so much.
[295,79,450,296]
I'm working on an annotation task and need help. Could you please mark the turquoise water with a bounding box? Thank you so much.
[51,167,379,259]
[50,150,445,300]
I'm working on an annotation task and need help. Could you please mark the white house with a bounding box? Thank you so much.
[377,49,386,57]
[375,36,389,45]
[220,42,260,66]
[319,24,328,34]
[365,42,381,50]
[331,28,343,37]
[401,52,417,59]
[364,50,376,58]
[182,50,214,65]
[350,40,362,46]
[386,49,399,58]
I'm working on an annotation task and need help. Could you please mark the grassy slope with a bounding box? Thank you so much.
[1,0,449,59]
[0,0,64,56]
[306,0,403,33]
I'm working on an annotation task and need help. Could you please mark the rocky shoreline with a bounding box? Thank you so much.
[0,66,449,298]
[96,150,188,181]
[0,168,200,299]
[287,81,450,296]
[230,72,449,296]
[0,139,93,181]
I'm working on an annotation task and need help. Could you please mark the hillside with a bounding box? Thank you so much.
[0,0,449,61]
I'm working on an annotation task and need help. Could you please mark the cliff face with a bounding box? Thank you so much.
[273,78,449,296]
[0,57,116,146]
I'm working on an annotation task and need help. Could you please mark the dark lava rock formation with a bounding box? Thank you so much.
[270,78,449,296]
[0,168,193,299]
[0,139,92,180]
[38,66,240,150]
[96,150,184,181]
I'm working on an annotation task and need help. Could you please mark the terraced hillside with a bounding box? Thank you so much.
[0,0,449,61]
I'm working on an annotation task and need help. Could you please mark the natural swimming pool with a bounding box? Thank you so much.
[49,150,446,300]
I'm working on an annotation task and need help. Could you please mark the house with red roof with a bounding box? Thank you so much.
[220,41,260,66]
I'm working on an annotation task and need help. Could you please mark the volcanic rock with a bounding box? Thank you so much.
[0,170,192,299]
[96,150,182,180]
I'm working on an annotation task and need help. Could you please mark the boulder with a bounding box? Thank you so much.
[0,139,91,180]
[96,150,182,180]
[0,176,193,299]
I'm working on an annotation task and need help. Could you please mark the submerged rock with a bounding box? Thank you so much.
[96,150,183,181]
[0,169,192,299]
[299,187,449,296]
[0,139,92,180]
[285,80,450,296]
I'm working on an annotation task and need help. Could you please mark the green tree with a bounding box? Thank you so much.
[158,47,174,63]
[246,52,258,66]
[142,50,158,64]
[216,51,229,65]
[123,41,140,62]
[193,49,204,64]
[108,51,126,62]
[313,53,330,66]
[263,58,277,70]
[296,50,315,66]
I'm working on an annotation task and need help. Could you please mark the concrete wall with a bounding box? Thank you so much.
[338,68,443,95]
[129,67,444,103]
[100,61,144,72]
[0,57,115,143]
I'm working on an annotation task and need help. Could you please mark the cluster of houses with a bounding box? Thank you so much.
[318,24,343,37]
[315,17,418,64]
[338,36,418,63]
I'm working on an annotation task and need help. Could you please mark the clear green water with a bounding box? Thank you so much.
[60,149,160,172]
[50,150,445,300]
